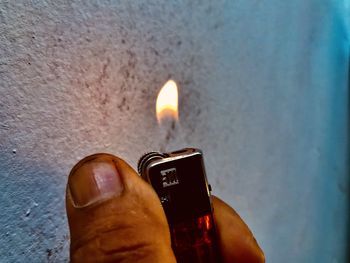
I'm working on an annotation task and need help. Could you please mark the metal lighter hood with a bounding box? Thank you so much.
[138,148,212,223]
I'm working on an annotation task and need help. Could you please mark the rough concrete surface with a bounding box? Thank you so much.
[0,1,349,262]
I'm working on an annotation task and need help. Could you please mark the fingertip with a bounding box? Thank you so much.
[212,196,265,263]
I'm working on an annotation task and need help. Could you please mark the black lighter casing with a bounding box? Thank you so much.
[138,148,222,263]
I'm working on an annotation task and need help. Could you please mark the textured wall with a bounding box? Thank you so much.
[0,1,349,262]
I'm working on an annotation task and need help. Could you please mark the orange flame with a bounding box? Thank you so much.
[156,79,179,124]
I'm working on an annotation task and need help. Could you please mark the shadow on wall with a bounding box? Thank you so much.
[347,55,350,263]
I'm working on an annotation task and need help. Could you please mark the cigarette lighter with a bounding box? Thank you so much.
[138,148,221,263]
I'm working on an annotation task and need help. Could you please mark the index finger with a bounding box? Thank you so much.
[212,196,265,263]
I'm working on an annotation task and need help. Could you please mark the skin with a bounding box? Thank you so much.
[66,153,265,263]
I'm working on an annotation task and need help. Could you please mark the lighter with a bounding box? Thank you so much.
[138,148,222,263]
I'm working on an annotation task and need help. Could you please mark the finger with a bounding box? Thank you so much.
[212,196,265,263]
[66,153,176,263]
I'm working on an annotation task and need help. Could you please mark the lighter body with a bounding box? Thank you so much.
[138,148,222,263]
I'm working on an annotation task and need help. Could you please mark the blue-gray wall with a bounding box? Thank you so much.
[0,1,349,262]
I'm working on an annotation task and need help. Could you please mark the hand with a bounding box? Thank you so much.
[66,153,265,263]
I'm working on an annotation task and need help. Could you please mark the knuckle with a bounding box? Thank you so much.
[71,229,159,263]
[70,215,164,263]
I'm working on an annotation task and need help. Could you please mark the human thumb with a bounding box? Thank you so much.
[66,153,176,263]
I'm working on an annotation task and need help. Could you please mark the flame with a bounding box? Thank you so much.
[156,79,179,124]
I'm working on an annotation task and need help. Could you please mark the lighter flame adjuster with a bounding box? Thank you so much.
[138,148,222,263]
